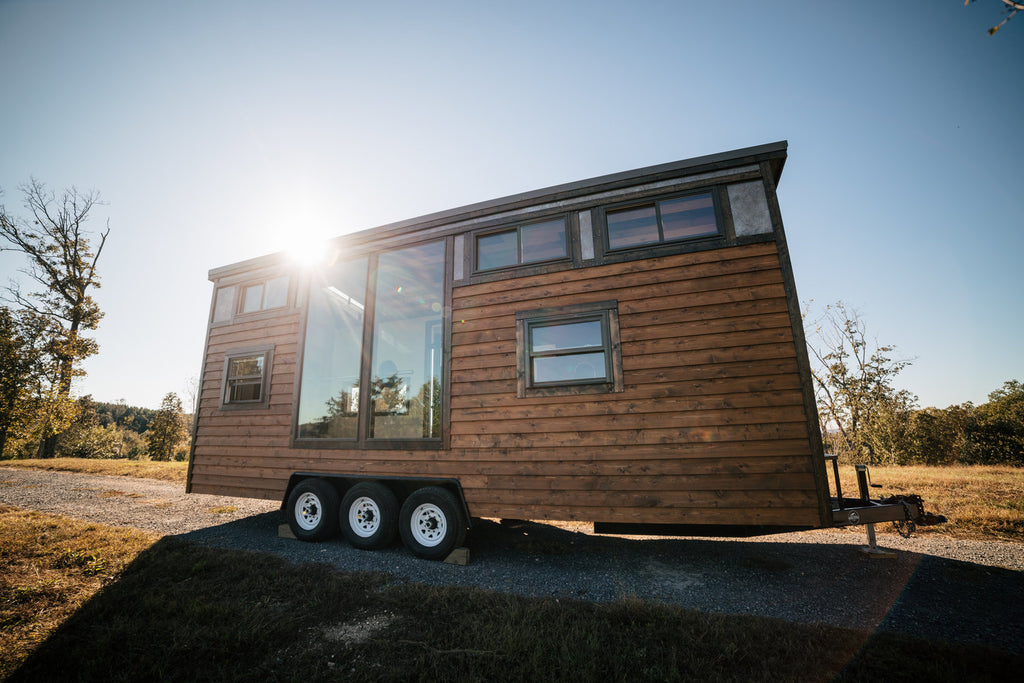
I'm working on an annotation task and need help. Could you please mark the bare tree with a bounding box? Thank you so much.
[0,179,110,457]
[966,0,1023,35]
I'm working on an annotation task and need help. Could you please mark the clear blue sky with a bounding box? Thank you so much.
[1,1,1021,410]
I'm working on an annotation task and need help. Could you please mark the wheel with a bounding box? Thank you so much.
[286,478,340,542]
[399,486,467,560]
[340,482,399,550]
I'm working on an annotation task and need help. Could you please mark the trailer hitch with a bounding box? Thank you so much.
[879,494,947,538]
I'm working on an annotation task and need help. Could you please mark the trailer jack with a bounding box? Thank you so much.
[825,456,946,555]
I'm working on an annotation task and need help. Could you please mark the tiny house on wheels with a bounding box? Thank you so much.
[187,141,929,560]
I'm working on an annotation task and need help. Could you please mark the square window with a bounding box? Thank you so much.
[263,275,289,309]
[520,218,567,264]
[241,284,264,314]
[607,204,659,249]
[515,301,623,397]
[222,348,273,409]
[477,230,518,270]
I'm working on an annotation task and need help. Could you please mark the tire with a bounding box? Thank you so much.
[340,481,399,550]
[286,478,340,542]
[399,486,467,561]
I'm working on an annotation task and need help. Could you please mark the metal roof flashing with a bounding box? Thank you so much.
[208,140,788,281]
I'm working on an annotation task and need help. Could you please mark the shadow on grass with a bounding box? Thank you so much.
[7,516,1023,682]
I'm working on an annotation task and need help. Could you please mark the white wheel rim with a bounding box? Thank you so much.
[294,492,323,531]
[349,496,381,538]
[409,503,447,547]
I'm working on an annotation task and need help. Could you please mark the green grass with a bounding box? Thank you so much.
[1,507,1020,682]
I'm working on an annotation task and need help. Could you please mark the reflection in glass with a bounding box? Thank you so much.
[263,275,290,309]
[296,258,368,439]
[477,230,517,270]
[241,284,263,313]
[660,193,717,241]
[520,218,566,264]
[213,285,236,322]
[533,351,607,383]
[226,355,264,402]
[531,320,602,352]
[607,204,659,249]
[370,240,445,439]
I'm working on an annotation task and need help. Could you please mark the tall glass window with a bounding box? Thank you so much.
[369,241,445,439]
[296,258,368,439]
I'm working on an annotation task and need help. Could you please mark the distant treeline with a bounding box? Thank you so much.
[92,400,158,435]
[2,394,191,462]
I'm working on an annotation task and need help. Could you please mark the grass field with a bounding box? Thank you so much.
[4,458,1021,542]
[1,506,1019,682]
[831,464,1023,542]
[0,458,187,483]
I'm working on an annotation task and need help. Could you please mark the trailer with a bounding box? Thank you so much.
[187,141,936,560]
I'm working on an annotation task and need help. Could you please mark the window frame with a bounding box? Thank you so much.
[515,300,623,398]
[601,189,722,254]
[291,238,449,449]
[237,275,291,316]
[220,346,274,410]
[474,215,570,274]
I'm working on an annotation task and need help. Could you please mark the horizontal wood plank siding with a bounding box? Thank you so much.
[190,241,824,528]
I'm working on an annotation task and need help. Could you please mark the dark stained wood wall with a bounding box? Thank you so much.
[190,241,824,528]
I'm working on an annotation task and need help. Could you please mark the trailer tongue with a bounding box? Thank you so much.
[827,456,946,552]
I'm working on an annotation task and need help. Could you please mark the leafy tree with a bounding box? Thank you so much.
[0,179,110,457]
[805,301,916,464]
[146,392,189,461]
[0,306,54,458]
[907,404,972,465]
[962,381,1024,465]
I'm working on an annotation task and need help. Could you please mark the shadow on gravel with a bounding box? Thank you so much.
[175,513,1024,655]
[8,514,1022,682]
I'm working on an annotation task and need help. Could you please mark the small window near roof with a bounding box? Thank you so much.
[477,217,567,271]
[239,275,290,314]
[222,348,273,409]
[606,191,718,250]
[212,285,237,322]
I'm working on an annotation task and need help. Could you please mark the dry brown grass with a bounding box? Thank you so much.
[2,458,1020,542]
[0,505,159,678]
[0,458,187,483]
[831,464,1024,542]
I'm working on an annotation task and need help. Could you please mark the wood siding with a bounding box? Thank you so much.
[190,240,825,528]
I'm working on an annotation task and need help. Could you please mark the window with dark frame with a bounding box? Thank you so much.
[605,191,718,251]
[515,301,623,398]
[476,217,567,271]
[294,239,446,444]
[222,348,273,408]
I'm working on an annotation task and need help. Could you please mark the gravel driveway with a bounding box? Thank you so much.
[2,466,1022,655]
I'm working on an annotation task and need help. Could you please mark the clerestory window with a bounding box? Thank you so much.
[605,191,719,251]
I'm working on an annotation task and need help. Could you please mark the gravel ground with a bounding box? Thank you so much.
[2,466,1022,655]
